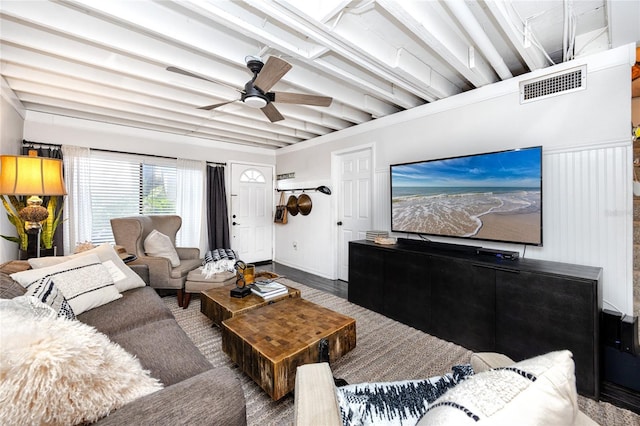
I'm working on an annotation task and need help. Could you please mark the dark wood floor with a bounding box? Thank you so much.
[256,262,348,300]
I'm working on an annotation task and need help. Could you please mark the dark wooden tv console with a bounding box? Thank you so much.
[348,239,603,398]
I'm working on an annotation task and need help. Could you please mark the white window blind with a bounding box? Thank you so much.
[89,151,177,244]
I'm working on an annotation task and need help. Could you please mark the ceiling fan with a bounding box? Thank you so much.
[167,56,333,122]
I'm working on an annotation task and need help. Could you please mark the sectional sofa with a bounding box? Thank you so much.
[0,257,246,425]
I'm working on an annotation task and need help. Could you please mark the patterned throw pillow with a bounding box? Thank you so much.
[28,243,146,293]
[336,365,473,426]
[24,276,75,320]
[202,248,238,265]
[417,351,578,426]
[11,254,121,315]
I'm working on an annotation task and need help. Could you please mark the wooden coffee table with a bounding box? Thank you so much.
[200,283,301,327]
[221,298,356,400]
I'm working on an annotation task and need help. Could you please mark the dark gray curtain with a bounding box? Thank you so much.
[22,141,64,255]
[207,165,230,249]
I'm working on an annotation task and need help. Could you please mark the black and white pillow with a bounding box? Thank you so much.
[24,276,75,320]
[29,243,146,293]
[416,351,578,425]
[11,254,121,315]
[202,248,238,265]
[336,364,473,426]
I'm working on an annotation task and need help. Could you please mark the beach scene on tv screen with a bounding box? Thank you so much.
[391,148,541,245]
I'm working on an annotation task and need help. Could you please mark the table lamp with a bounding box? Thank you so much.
[0,151,67,257]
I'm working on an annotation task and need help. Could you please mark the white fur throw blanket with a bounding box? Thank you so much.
[0,296,163,425]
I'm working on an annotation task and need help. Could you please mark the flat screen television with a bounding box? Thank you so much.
[390,146,542,246]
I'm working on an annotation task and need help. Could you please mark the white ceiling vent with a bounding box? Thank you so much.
[520,65,587,104]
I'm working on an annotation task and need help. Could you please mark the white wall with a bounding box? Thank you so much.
[13,110,276,263]
[0,82,26,262]
[275,44,636,315]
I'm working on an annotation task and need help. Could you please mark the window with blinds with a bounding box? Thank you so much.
[89,151,177,244]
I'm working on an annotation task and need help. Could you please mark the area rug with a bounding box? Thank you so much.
[163,278,640,426]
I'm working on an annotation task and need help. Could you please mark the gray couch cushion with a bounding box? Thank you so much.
[0,273,27,299]
[0,261,31,300]
[94,368,246,426]
[109,318,212,386]
[77,286,173,335]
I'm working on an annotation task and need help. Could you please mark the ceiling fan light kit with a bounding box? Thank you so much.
[167,55,332,122]
[243,96,267,109]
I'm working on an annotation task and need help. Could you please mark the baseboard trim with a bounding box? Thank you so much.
[600,381,640,415]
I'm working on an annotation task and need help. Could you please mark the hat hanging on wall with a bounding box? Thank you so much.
[297,193,312,215]
[286,195,299,215]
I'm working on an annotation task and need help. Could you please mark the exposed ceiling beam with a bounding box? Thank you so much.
[13,83,301,146]
[376,0,498,88]
[21,100,291,148]
[443,0,513,80]
[0,0,622,152]
[256,0,453,101]
[173,0,393,118]
[2,0,363,128]
[483,0,551,72]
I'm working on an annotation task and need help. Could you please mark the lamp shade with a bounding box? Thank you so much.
[0,154,67,196]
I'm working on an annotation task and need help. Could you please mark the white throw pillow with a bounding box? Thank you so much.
[144,229,180,267]
[12,254,122,315]
[417,350,579,426]
[29,243,146,292]
[0,299,163,424]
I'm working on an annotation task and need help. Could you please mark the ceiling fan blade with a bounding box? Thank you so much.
[272,92,333,107]
[166,66,241,92]
[197,100,236,110]
[261,103,284,122]
[253,57,292,92]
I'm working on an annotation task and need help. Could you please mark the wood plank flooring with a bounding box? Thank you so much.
[256,262,348,300]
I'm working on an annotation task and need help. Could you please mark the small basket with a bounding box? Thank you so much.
[255,271,279,280]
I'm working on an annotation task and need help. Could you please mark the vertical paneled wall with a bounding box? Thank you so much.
[530,144,633,313]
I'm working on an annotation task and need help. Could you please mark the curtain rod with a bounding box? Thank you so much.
[22,140,61,149]
[21,140,225,166]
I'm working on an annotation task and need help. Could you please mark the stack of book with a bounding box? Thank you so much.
[366,230,388,241]
[251,280,288,300]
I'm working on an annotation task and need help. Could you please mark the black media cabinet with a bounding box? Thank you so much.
[348,239,603,398]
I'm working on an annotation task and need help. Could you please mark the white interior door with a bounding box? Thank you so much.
[230,163,273,263]
[337,148,372,281]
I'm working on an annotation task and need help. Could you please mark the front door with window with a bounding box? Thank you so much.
[230,163,273,263]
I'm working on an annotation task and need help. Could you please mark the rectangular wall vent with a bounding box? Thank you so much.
[520,65,586,103]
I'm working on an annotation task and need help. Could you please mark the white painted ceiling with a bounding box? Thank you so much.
[1,1,638,150]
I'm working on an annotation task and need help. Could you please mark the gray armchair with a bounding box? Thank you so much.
[110,215,201,306]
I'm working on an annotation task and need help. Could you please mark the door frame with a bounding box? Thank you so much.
[331,143,375,281]
[228,160,276,262]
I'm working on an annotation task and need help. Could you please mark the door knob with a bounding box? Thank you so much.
[233,221,240,226]
[337,221,343,226]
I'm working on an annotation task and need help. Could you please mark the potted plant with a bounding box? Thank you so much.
[1,195,64,256]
